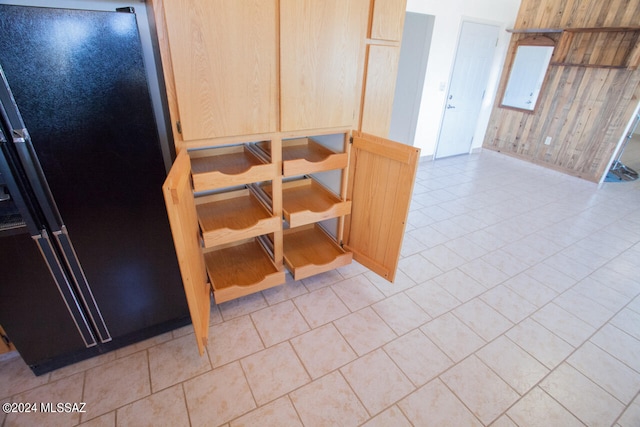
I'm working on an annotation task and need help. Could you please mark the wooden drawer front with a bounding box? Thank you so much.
[283,224,352,280]
[190,144,276,192]
[281,138,348,176]
[282,179,351,227]
[196,189,281,248]
[204,239,285,303]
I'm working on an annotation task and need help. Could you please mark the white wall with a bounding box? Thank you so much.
[406,0,521,158]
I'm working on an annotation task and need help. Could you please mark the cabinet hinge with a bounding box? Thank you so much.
[349,136,354,144]
[176,121,182,134]
[115,7,135,13]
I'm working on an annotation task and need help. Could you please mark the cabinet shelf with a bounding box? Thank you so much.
[256,138,348,176]
[283,224,352,280]
[204,238,286,303]
[196,189,281,248]
[280,178,351,227]
[190,144,276,192]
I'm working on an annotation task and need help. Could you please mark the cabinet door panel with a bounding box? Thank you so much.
[344,132,419,282]
[371,0,407,41]
[163,151,210,355]
[280,0,369,131]
[360,45,401,138]
[162,0,278,141]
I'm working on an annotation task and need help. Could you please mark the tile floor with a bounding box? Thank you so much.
[1,149,640,427]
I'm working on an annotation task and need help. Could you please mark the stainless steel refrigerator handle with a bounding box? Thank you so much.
[53,226,112,344]
[11,128,65,229]
[33,230,97,348]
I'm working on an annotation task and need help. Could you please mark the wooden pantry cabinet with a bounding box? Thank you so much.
[152,0,415,355]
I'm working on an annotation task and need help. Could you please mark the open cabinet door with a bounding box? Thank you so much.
[344,132,420,282]
[162,151,210,355]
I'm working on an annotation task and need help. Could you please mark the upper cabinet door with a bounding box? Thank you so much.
[344,132,419,282]
[162,0,278,141]
[370,0,407,41]
[280,0,369,132]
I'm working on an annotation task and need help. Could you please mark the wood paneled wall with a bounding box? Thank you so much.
[483,0,640,182]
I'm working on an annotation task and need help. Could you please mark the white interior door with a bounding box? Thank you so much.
[435,21,499,159]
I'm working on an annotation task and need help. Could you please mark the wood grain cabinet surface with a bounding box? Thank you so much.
[153,0,415,354]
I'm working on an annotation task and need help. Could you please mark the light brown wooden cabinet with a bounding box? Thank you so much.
[152,0,415,355]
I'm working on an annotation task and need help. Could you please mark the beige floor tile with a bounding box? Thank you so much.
[542,253,594,281]
[492,415,518,427]
[77,411,115,427]
[293,287,349,328]
[341,349,414,415]
[241,342,309,405]
[452,298,513,341]
[444,236,488,261]
[230,396,302,427]
[184,362,255,426]
[371,293,431,335]
[336,260,369,279]
[405,280,461,318]
[553,289,615,328]
[82,352,150,421]
[384,329,453,387]
[218,293,268,320]
[365,269,417,297]
[49,352,116,382]
[420,244,466,271]
[458,258,509,289]
[477,335,549,395]
[590,324,640,373]
[610,308,640,340]
[532,303,595,347]
[261,274,307,305]
[617,394,640,427]
[524,263,576,293]
[420,312,485,362]
[148,334,212,392]
[506,318,574,369]
[568,341,640,404]
[398,379,482,427]
[507,387,584,427]
[5,372,84,427]
[251,300,309,347]
[441,355,519,425]
[572,277,630,312]
[115,332,173,359]
[433,269,486,302]
[334,307,397,356]
[207,315,264,368]
[290,324,356,379]
[117,384,189,427]
[361,406,412,427]
[541,363,625,426]
[300,269,343,292]
[0,356,50,399]
[398,253,443,284]
[503,273,558,307]
[290,371,368,427]
[480,284,537,323]
[331,275,385,312]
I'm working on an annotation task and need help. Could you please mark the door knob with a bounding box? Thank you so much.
[446,104,456,109]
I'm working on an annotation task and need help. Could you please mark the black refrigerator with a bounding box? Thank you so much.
[0,4,189,375]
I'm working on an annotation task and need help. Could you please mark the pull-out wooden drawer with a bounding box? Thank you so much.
[196,188,281,247]
[190,144,276,192]
[255,138,348,176]
[283,223,352,280]
[204,238,286,303]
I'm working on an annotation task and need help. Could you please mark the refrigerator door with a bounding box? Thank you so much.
[0,66,112,343]
[0,128,97,363]
[0,5,187,342]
